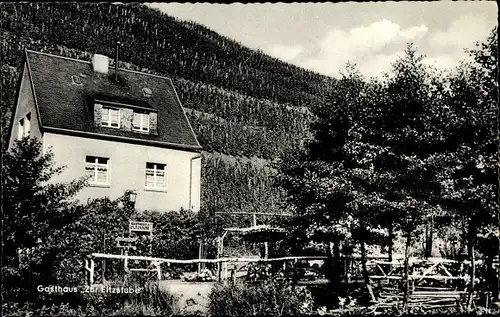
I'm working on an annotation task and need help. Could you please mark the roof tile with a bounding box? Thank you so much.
[26,51,201,150]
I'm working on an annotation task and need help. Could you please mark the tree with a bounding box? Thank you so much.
[466,28,498,302]
[376,45,450,308]
[2,137,86,302]
[436,28,498,305]
[275,65,387,297]
[62,192,138,285]
[1,66,19,148]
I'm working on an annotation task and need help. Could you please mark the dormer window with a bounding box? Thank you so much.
[71,75,83,85]
[133,112,150,132]
[142,87,152,98]
[101,106,120,128]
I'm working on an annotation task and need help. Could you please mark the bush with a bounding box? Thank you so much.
[133,209,216,261]
[82,281,180,316]
[208,280,313,316]
[2,137,86,303]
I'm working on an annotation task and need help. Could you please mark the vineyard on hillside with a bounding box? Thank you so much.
[0,2,333,108]
[0,2,326,215]
[201,152,286,215]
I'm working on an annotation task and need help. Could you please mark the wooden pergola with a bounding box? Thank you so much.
[220,225,287,259]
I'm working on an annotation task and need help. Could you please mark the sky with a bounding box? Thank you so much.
[147,2,497,79]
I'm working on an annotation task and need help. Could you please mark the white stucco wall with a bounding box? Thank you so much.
[8,63,43,150]
[43,132,201,212]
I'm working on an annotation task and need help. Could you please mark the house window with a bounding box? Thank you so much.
[145,162,166,189]
[18,118,24,140]
[17,113,31,140]
[101,107,120,128]
[133,112,150,132]
[25,113,31,136]
[85,156,109,184]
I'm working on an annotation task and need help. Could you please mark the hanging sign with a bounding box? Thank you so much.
[129,221,153,235]
[116,237,138,250]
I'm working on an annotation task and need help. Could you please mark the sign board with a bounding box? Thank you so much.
[129,221,153,236]
[115,237,137,251]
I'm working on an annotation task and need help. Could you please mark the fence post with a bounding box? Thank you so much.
[198,242,202,274]
[157,263,162,281]
[90,258,95,286]
[217,261,221,282]
[224,261,228,280]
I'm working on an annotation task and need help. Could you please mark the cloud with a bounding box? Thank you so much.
[401,25,429,40]
[428,14,493,51]
[422,54,470,73]
[421,14,495,74]
[356,52,405,78]
[297,14,495,78]
[268,44,304,61]
[299,20,429,78]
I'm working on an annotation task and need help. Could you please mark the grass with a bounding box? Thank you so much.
[3,281,180,316]
[208,280,313,316]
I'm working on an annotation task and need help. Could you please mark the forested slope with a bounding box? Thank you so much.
[0,2,327,216]
[1,2,333,107]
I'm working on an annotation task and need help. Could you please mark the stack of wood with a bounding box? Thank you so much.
[368,287,480,312]
[408,290,464,310]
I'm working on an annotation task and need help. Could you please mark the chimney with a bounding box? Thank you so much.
[115,41,122,81]
[92,54,109,74]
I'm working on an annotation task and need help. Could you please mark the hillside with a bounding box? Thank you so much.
[0,2,332,217]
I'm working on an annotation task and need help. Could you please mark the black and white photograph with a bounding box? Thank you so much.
[1,1,498,316]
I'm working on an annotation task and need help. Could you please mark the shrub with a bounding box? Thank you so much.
[131,208,222,265]
[208,280,313,316]
[2,137,86,303]
[82,281,180,316]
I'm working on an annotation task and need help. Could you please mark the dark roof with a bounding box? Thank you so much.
[25,50,201,151]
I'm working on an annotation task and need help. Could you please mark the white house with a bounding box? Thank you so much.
[8,50,202,212]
